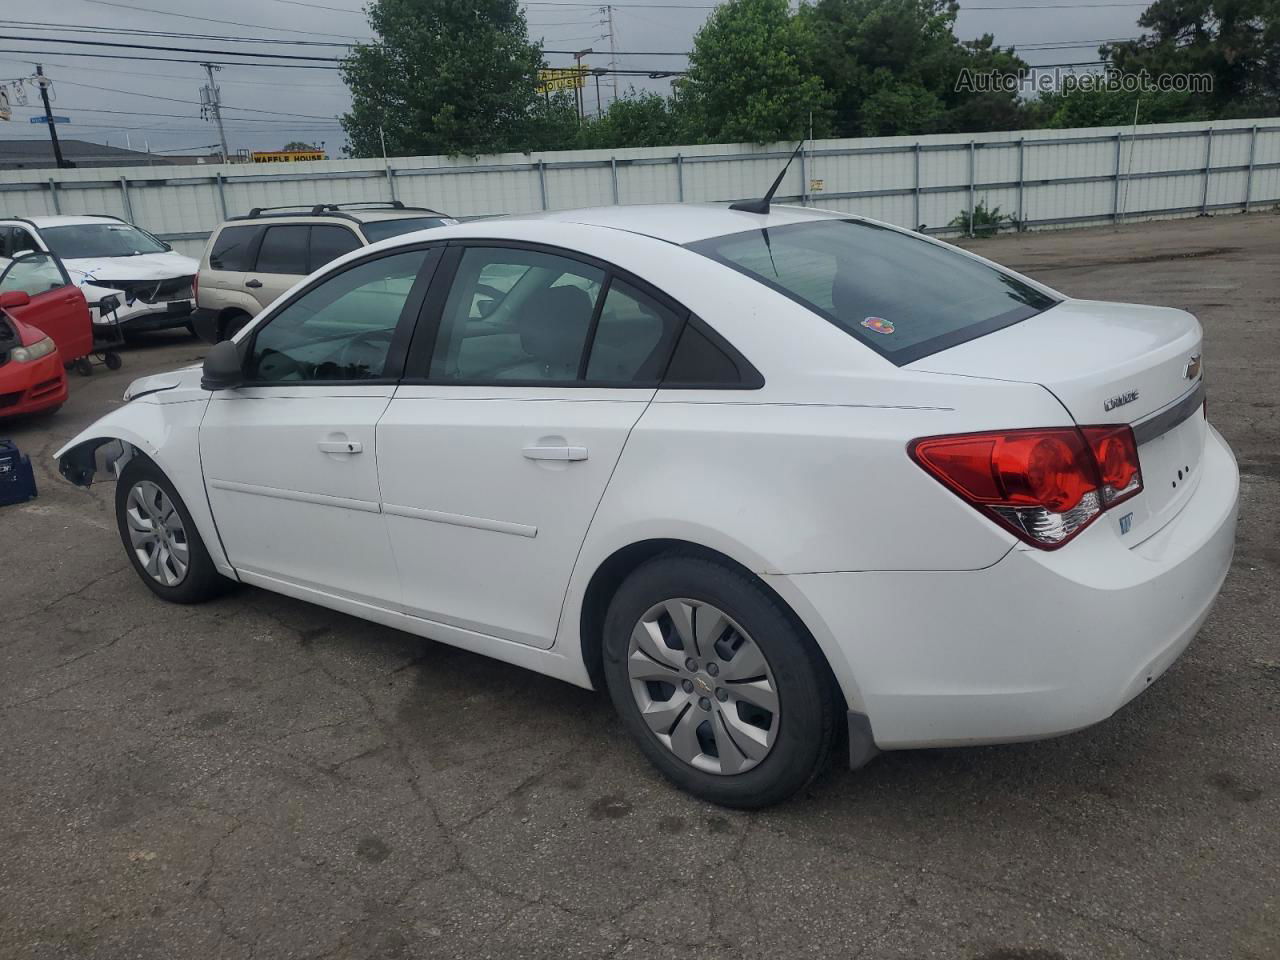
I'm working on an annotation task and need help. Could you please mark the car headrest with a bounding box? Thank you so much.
[518,285,595,367]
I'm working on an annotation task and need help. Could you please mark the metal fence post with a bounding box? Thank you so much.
[537,160,548,210]
[1016,138,1025,230]
[610,157,619,205]
[384,162,397,203]
[1244,125,1258,212]
[119,176,134,223]
[47,178,60,215]
[1200,127,1213,215]
[214,172,228,220]
[799,144,807,206]
[675,153,684,203]
[967,141,976,237]
[1112,132,1123,223]
[913,142,921,228]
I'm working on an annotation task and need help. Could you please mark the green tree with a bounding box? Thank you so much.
[1031,86,1209,128]
[577,90,686,149]
[804,0,1030,137]
[282,141,319,151]
[340,0,545,157]
[1104,0,1280,115]
[679,0,832,144]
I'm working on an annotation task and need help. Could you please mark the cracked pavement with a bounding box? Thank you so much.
[1,214,1278,959]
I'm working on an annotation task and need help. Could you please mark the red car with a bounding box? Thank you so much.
[0,251,95,418]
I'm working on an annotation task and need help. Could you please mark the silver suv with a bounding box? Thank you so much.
[192,202,455,342]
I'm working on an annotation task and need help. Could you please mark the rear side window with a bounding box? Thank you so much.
[664,323,743,385]
[361,216,451,243]
[688,220,1057,366]
[209,225,258,271]
[309,225,362,271]
[254,225,309,275]
[585,279,683,383]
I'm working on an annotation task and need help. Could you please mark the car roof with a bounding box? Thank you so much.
[7,215,124,228]
[505,203,846,245]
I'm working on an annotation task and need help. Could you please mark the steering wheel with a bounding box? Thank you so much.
[336,329,394,377]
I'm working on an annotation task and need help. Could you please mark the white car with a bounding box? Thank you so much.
[0,215,199,334]
[55,203,1238,807]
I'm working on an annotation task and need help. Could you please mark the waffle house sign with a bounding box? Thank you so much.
[252,150,327,163]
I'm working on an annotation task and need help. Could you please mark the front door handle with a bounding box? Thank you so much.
[318,440,362,454]
[523,444,588,462]
[245,279,263,289]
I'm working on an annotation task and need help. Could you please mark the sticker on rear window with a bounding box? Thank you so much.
[861,316,894,335]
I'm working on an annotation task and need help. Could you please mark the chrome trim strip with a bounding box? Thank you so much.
[382,502,537,539]
[207,478,381,514]
[1133,381,1204,446]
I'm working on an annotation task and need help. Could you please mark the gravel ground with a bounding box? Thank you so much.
[0,212,1276,960]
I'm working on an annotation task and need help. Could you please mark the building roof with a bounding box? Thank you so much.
[0,139,199,169]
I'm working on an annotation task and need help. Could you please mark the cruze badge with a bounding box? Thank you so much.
[1184,354,1202,380]
[1104,389,1140,412]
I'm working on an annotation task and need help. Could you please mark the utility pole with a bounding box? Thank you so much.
[200,62,229,163]
[572,48,592,122]
[34,65,70,169]
[606,5,618,107]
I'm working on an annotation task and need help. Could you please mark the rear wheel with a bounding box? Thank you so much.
[602,554,836,808]
[218,311,251,342]
[115,458,231,604]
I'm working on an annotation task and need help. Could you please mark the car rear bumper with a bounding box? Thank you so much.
[774,424,1239,752]
[0,353,67,417]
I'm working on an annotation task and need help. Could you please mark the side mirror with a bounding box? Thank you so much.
[201,339,244,391]
[97,294,121,314]
[0,290,31,309]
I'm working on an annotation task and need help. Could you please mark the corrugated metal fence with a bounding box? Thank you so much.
[3,116,1279,258]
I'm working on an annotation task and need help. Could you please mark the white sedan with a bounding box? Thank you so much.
[56,204,1239,807]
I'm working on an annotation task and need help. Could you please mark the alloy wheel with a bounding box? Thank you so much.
[124,480,190,587]
[626,598,779,775]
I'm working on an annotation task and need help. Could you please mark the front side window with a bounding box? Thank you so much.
[40,222,167,259]
[429,247,605,382]
[209,225,258,271]
[253,225,309,275]
[688,219,1057,366]
[246,249,429,383]
[0,252,68,296]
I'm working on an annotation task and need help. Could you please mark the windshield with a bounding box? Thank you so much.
[41,222,168,259]
[360,216,450,243]
[687,219,1057,366]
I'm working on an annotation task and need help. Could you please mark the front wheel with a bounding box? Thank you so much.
[115,458,232,604]
[602,554,837,808]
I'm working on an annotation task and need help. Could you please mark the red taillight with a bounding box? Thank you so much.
[909,424,1142,549]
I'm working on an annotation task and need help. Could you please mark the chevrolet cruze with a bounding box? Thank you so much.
[56,204,1239,807]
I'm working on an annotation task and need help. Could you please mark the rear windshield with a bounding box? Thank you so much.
[360,216,450,243]
[687,219,1057,366]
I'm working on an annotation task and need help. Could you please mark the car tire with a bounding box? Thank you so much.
[218,311,251,342]
[602,553,836,808]
[115,457,232,604]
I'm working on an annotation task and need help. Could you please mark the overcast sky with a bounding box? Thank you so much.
[0,0,1152,157]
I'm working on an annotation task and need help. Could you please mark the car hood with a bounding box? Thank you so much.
[63,251,199,285]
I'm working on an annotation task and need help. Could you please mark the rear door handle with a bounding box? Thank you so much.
[318,440,362,454]
[523,444,588,461]
[245,279,263,289]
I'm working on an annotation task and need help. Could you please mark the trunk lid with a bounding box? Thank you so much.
[910,299,1206,544]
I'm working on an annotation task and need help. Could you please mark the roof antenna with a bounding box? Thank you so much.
[730,140,805,215]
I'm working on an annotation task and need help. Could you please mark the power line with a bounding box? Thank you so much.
[0,48,339,68]
[69,0,367,40]
[51,77,339,119]
[5,22,364,47]
[0,34,343,61]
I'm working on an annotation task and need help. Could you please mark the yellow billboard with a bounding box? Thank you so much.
[251,150,327,163]
[536,68,586,94]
